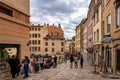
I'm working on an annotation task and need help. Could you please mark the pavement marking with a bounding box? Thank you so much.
[47,64,70,80]
[70,68,78,80]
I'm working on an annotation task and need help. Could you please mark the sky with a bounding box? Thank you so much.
[30,0,90,39]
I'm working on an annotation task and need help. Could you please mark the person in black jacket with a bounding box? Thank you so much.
[15,55,21,76]
[70,54,74,68]
[8,55,17,78]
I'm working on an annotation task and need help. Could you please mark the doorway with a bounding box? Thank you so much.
[0,44,19,72]
[116,49,120,72]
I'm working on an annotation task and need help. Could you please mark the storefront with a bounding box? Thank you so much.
[93,44,102,66]
[0,44,19,78]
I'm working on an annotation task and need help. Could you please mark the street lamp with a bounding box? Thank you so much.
[114,0,120,8]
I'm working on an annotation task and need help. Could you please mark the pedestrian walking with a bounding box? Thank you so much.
[35,58,40,73]
[31,59,35,72]
[69,54,74,68]
[15,55,21,76]
[39,55,44,70]
[80,54,84,68]
[8,55,17,78]
[54,55,57,67]
[22,56,30,78]
[74,54,78,68]
[64,54,67,63]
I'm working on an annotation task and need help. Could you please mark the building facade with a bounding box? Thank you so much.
[102,0,120,74]
[30,24,43,55]
[87,0,95,64]
[30,24,65,56]
[93,0,102,65]
[75,25,80,52]
[83,18,88,54]
[0,0,30,77]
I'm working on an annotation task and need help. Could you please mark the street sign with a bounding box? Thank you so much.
[103,34,112,44]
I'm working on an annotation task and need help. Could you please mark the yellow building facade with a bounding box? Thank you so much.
[93,2,102,65]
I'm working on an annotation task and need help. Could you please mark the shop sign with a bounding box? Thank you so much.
[103,34,112,44]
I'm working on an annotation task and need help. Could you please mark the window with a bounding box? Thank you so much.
[0,6,13,16]
[52,48,54,52]
[32,40,34,44]
[35,40,37,44]
[30,40,31,44]
[32,28,34,31]
[30,47,31,51]
[52,42,54,46]
[35,28,37,31]
[116,6,120,28]
[94,32,96,42]
[35,47,37,51]
[32,34,34,38]
[45,48,48,52]
[102,21,105,35]
[45,42,48,46]
[107,14,111,33]
[35,34,37,38]
[38,40,40,44]
[94,9,99,24]
[38,34,40,37]
[61,48,63,52]
[97,29,99,41]
[38,28,41,31]
[61,42,64,46]
[38,47,40,51]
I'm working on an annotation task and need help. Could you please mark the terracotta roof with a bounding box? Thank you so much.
[46,25,64,39]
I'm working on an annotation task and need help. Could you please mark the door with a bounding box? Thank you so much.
[117,49,120,72]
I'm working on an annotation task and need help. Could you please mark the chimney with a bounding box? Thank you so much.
[44,23,46,26]
[47,23,49,26]
[58,24,61,28]
[38,24,40,26]
[53,23,54,26]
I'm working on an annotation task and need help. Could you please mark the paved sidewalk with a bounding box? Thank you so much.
[3,54,114,80]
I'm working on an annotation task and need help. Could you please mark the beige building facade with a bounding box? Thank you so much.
[102,0,120,74]
[93,1,102,65]
[30,24,65,56]
[75,25,80,52]
[0,0,30,77]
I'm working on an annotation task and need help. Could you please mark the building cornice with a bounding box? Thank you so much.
[0,13,30,27]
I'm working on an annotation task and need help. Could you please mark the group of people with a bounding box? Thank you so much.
[69,53,84,68]
[8,55,30,79]
[8,53,84,79]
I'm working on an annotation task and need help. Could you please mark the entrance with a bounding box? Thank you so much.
[0,44,19,73]
[116,49,120,72]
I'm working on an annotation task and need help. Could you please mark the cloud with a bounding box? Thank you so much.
[30,0,90,39]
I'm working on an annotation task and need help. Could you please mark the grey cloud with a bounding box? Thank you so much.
[30,0,90,39]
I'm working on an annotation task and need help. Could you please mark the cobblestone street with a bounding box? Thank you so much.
[5,54,113,80]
